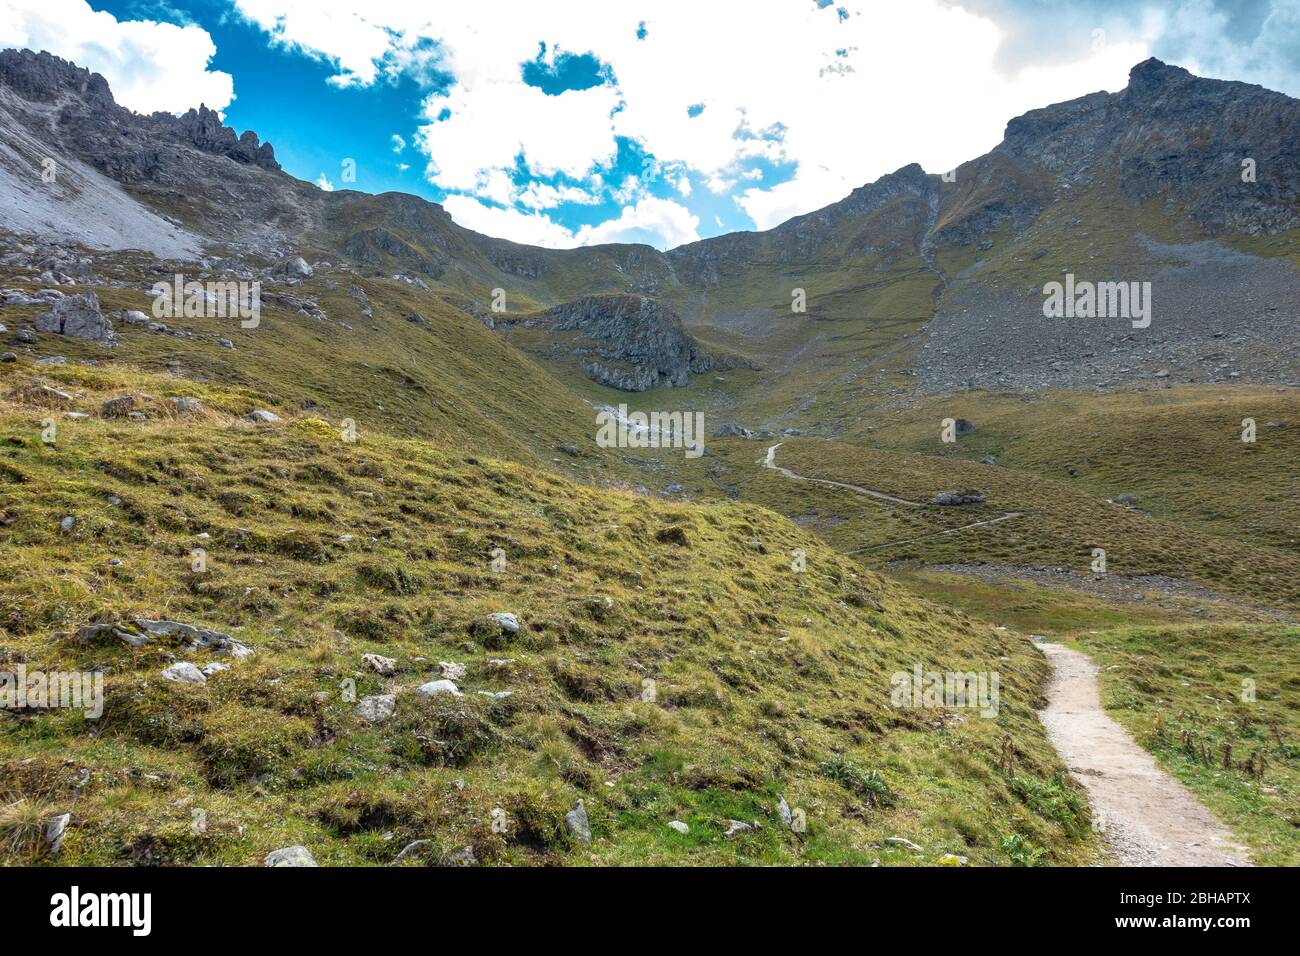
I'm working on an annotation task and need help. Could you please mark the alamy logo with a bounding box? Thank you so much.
[1042,274,1151,329]
[890,664,1000,718]
[50,887,151,936]
[151,274,261,328]
[595,405,704,459]
[1,665,102,719]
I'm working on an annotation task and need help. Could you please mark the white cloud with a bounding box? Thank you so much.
[445,194,699,250]
[574,196,700,248]
[228,0,1158,245]
[0,0,234,114]
[443,195,577,248]
[316,173,335,191]
[390,133,406,153]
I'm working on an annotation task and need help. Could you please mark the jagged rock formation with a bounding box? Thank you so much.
[498,295,714,391]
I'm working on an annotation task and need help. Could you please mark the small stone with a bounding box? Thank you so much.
[724,820,754,837]
[354,694,397,722]
[59,516,75,533]
[938,853,969,866]
[777,797,793,826]
[45,812,71,853]
[101,395,135,418]
[416,679,462,697]
[265,845,317,867]
[218,339,235,350]
[245,409,282,423]
[476,690,512,700]
[161,662,207,685]
[107,557,123,567]
[35,356,66,366]
[487,612,519,633]
[201,662,231,676]
[667,820,689,834]
[565,799,592,845]
[885,837,924,852]
[362,653,397,676]
[0,352,16,362]
[439,661,467,680]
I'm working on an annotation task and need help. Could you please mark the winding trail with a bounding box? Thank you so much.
[761,442,1022,551]
[760,442,1252,865]
[1036,641,1253,866]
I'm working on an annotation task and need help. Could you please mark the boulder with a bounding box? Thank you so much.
[32,292,117,345]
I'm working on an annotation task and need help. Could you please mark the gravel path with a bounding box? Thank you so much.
[1036,640,1253,867]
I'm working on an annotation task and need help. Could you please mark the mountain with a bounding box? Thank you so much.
[3,48,1296,430]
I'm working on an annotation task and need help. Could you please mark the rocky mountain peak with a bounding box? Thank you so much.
[0,48,115,105]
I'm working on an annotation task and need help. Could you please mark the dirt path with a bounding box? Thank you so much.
[761,442,1022,548]
[1036,640,1253,867]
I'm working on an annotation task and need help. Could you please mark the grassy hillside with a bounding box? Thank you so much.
[1077,624,1300,865]
[841,387,1300,557]
[0,261,643,484]
[673,433,1300,611]
[0,359,1098,866]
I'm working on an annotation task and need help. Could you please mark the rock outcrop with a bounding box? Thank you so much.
[500,295,714,391]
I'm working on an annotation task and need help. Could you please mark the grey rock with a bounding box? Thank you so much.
[265,845,317,867]
[416,679,461,697]
[497,295,713,391]
[667,820,689,834]
[724,820,754,837]
[486,612,519,634]
[101,395,134,417]
[161,661,207,685]
[354,694,397,723]
[565,799,592,845]
[59,515,75,533]
[35,356,66,365]
[245,409,282,423]
[16,327,37,344]
[32,293,116,345]
[362,653,396,676]
[44,812,71,853]
[930,489,987,506]
[0,352,16,362]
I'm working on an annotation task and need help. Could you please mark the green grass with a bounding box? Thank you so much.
[1077,624,1300,865]
[0,359,1098,866]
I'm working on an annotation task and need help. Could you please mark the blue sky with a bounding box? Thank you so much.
[5,1,1298,249]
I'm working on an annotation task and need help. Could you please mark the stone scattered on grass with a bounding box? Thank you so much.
[245,409,282,423]
[265,845,317,867]
[44,812,71,853]
[363,653,396,676]
[416,679,461,697]
[439,661,467,680]
[886,836,924,852]
[565,799,592,845]
[354,694,397,723]
[723,820,754,837]
[668,820,689,834]
[161,662,207,685]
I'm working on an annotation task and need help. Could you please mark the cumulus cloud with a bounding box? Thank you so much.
[316,173,335,191]
[574,196,700,247]
[0,0,234,114]
[443,195,577,248]
[390,133,406,153]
